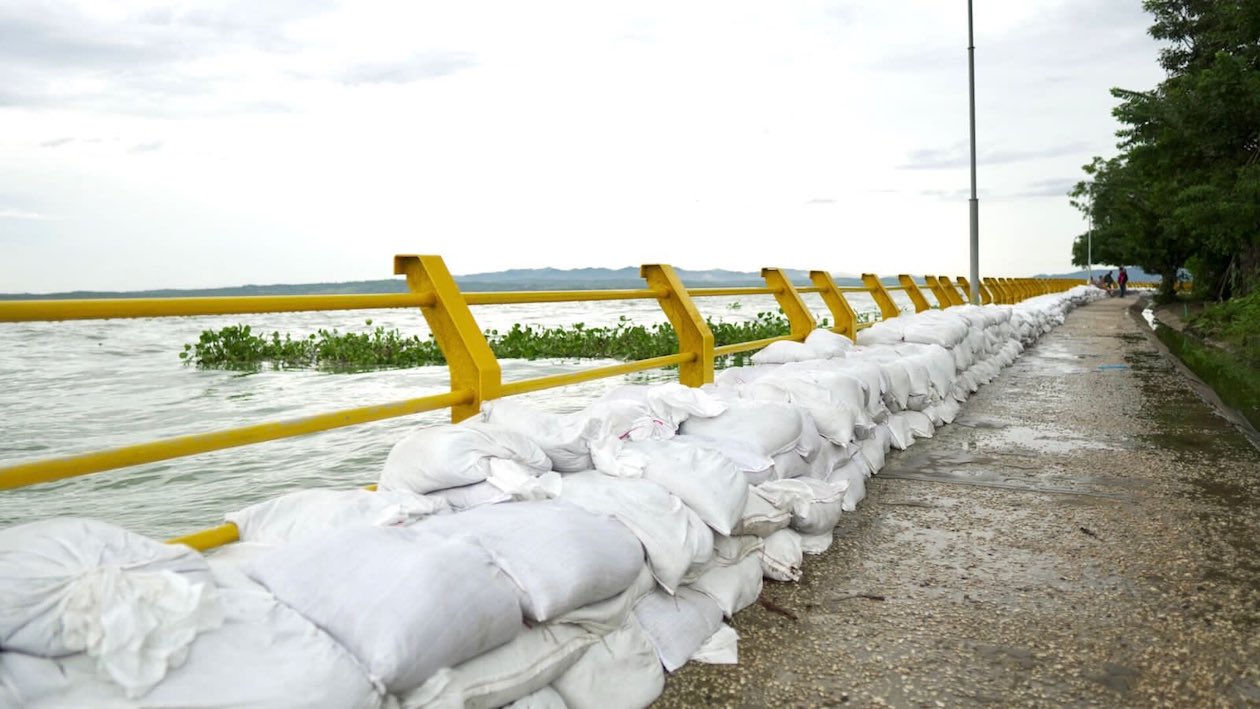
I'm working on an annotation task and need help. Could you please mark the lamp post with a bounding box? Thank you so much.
[1087,189,1093,284]
[967,0,980,304]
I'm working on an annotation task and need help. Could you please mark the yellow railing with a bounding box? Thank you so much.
[0,255,1082,549]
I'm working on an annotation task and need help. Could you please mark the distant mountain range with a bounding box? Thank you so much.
[0,265,1163,300]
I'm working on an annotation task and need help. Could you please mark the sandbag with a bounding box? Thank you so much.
[620,439,749,536]
[689,554,764,618]
[828,459,869,512]
[679,400,806,459]
[508,687,569,709]
[379,421,551,494]
[804,328,854,358]
[0,519,222,698]
[0,577,383,709]
[226,488,448,545]
[247,526,523,693]
[758,529,803,582]
[757,478,848,535]
[800,530,834,554]
[480,399,598,472]
[414,500,647,622]
[750,339,820,365]
[552,616,664,709]
[402,623,598,709]
[632,588,723,673]
[731,487,791,538]
[558,472,712,594]
[690,624,739,665]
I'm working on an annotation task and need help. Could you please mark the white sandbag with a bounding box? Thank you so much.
[690,623,740,665]
[401,623,598,709]
[758,529,803,582]
[632,587,723,673]
[731,487,791,538]
[800,530,834,554]
[856,436,886,475]
[770,449,813,480]
[828,459,869,512]
[425,481,513,510]
[581,399,675,442]
[602,383,728,429]
[0,580,383,709]
[621,439,749,536]
[226,488,448,545]
[936,397,962,424]
[480,399,598,472]
[750,339,820,365]
[679,400,805,459]
[690,555,764,618]
[508,686,569,709]
[898,410,934,440]
[414,500,647,622]
[674,434,775,482]
[710,534,765,567]
[247,526,523,693]
[552,564,656,636]
[885,411,917,450]
[760,478,848,535]
[552,616,664,709]
[558,471,712,594]
[0,519,222,698]
[804,328,854,358]
[380,421,551,494]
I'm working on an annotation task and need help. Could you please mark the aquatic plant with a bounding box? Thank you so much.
[181,311,824,372]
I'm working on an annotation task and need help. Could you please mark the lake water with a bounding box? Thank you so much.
[0,290,907,540]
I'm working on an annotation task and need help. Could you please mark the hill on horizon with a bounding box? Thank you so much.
[1,265,1158,300]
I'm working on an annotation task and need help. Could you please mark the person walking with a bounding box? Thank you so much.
[1117,266,1129,297]
[1103,271,1115,294]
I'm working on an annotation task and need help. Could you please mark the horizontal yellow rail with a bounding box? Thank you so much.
[0,390,471,490]
[714,334,794,357]
[500,353,694,398]
[0,293,437,322]
[464,288,663,305]
[688,286,779,298]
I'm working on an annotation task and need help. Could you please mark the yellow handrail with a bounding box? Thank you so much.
[0,255,1077,549]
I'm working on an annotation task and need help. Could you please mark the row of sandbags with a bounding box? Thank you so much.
[0,286,1106,708]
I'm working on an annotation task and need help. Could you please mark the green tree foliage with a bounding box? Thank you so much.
[1071,0,1260,300]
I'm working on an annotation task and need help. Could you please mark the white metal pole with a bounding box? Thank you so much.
[1087,187,1093,284]
[967,0,980,304]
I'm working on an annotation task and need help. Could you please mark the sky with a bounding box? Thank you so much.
[0,0,1167,293]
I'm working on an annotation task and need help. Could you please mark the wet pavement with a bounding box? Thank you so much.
[657,296,1260,707]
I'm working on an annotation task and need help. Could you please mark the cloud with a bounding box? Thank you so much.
[128,141,164,154]
[40,137,74,148]
[898,141,1091,170]
[0,208,59,220]
[342,52,478,85]
[1010,177,1080,198]
[804,198,836,205]
[919,187,971,201]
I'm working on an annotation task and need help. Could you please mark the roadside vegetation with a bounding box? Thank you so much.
[181,311,812,372]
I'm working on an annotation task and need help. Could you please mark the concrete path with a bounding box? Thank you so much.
[658,296,1260,707]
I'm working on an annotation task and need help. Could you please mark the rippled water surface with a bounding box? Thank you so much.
[0,291,896,539]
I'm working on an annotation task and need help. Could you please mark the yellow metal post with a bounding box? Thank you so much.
[898,275,932,313]
[809,271,859,340]
[937,275,966,306]
[923,276,952,308]
[861,274,901,320]
[761,268,815,340]
[984,277,1008,304]
[642,264,713,387]
[395,255,500,422]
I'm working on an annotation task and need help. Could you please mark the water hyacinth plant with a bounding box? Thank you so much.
[181,311,823,373]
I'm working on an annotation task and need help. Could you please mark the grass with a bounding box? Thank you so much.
[181,311,819,373]
[1184,290,1260,368]
[1155,322,1260,432]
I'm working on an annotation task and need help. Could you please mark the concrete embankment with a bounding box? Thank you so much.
[658,295,1260,707]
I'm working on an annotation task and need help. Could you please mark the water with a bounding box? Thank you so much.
[0,290,896,540]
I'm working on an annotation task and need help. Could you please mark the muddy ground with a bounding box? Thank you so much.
[657,296,1260,708]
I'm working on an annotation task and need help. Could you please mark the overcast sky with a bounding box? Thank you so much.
[1,0,1165,293]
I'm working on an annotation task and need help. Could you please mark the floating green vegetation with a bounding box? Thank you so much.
[182,312,819,373]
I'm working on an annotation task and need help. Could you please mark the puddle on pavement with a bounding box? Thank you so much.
[879,448,1128,499]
